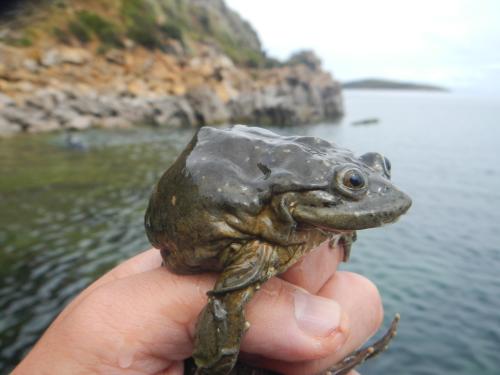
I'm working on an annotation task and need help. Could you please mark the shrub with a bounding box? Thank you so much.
[126,27,161,49]
[75,10,123,47]
[52,27,71,44]
[197,13,211,33]
[264,56,283,69]
[6,36,33,47]
[122,0,160,49]
[161,23,183,43]
[67,21,90,43]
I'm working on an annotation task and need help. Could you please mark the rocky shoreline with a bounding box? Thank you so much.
[0,43,343,137]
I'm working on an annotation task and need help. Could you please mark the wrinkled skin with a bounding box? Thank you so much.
[145,125,412,375]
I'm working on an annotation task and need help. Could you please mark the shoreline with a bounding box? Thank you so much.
[0,44,344,137]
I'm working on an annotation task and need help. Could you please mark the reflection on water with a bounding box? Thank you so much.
[0,128,194,371]
[1,92,500,374]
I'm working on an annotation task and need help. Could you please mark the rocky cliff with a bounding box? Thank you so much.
[0,0,343,136]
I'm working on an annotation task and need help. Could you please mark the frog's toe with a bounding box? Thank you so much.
[324,314,399,375]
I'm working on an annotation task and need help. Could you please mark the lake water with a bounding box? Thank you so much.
[1,91,500,374]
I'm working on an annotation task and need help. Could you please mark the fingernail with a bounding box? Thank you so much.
[294,289,341,337]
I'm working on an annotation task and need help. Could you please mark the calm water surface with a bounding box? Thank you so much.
[1,91,499,374]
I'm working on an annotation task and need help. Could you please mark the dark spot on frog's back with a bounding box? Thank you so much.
[257,162,272,179]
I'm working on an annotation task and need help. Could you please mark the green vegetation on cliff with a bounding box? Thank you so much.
[0,0,266,66]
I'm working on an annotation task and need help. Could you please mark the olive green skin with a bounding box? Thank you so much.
[145,125,412,375]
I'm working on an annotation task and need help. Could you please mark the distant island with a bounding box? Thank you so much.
[342,78,449,92]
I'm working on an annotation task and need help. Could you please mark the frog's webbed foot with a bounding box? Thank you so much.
[193,241,279,375]
[322,314,400,375]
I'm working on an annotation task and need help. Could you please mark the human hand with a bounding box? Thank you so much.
[13,242,382,375]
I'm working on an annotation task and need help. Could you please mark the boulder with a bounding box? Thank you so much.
[105,49,126,65]
[229,86,300,126]
[0,115,21,136]
[186,85,230,125]
[27,119,61,133]
[119,97,156,124]
[321,84,344,118]
[41,48,91,67]
[59,48,91,65]
[230,65,344,125]
[255,86,299,125]
[161,40,185,57]
[23,59,39,72]
[99,117,131,129]
[0,43,25,69]
[25,89,62,112]
[16,81,35,93]
[69,96,117,117]
[286,50,323,71]
[1,106,39,130]
[151,96,196,127]
[1,105,62,132]
[52,106,81,125]
[40,49,61,67]
[0,93,14,109]
[66,115,95,130]
[127,80,151,98]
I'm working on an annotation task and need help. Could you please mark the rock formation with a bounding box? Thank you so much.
[0,0,343,136]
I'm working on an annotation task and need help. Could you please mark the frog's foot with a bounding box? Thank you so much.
[323,314,399,375]
[327,231,356,262]
[193,241,279,375]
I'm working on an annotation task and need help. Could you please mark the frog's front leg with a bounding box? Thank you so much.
[323,314,400,375]
[193,241,279,375]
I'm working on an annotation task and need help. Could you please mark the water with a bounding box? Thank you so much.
[1,91,500,374]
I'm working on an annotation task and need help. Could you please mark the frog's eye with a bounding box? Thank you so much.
[334,166,368,198]
[343,169,366,189]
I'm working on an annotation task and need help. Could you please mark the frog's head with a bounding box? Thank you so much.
[288,151,411,234]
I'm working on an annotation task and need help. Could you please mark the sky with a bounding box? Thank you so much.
[225,0,500,95]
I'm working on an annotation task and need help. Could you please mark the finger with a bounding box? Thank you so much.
[56,248,162,321]
[94,248,162,286]
[43,269,215,374]
[280,240,343,294]
[162,360,184,375]
[254,272,383,375]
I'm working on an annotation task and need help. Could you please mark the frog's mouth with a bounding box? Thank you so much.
[290,187,412,231]
[289,187,411,261]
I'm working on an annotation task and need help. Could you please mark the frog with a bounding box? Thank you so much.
[145,125,412,375]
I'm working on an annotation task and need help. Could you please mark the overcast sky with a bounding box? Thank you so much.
[226,0,500,95]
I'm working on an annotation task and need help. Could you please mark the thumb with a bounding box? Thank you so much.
[242,276,349,362]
